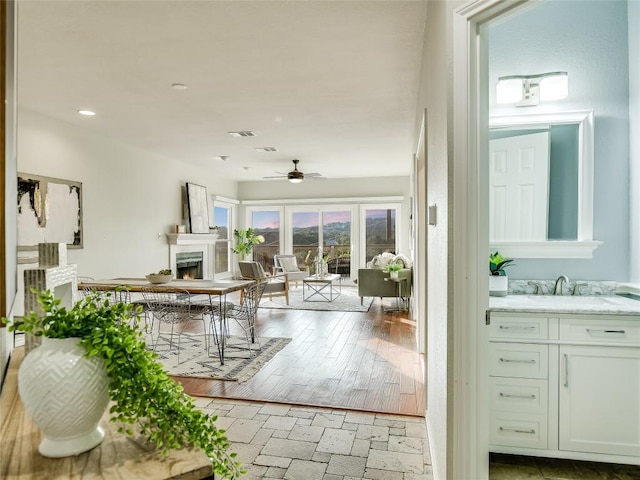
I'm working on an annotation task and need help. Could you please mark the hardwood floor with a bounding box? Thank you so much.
[175,291,426,417]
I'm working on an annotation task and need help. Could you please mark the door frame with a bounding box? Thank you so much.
[452,1,528,478]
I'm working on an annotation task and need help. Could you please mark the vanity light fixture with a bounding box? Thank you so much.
[496,71,568,107]
[77,110,96,116]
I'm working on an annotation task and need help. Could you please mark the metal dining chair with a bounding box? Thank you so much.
[208,279,267,364]
[140,286,208,363]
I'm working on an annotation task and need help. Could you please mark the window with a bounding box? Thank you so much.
[362,207,398,263]
[250,209,281,271]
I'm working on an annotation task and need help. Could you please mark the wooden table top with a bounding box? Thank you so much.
[78,278,253,295]
[0,348,213,480]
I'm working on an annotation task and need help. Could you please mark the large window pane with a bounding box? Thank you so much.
[292,211,318,265]
[213,206,230,274]
[252,210,280,270]
[323,211,351,277]
[365,208,396,262]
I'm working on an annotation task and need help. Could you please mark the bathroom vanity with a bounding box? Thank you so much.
[488,295,640,465]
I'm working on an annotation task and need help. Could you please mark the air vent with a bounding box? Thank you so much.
[255,147,278,152]
[228,131,256,137]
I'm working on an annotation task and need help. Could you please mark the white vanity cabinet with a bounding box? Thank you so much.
[488,311,640,464]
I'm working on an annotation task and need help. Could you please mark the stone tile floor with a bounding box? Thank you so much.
[193,397,433,480]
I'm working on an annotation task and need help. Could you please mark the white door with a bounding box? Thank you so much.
[489,131,550,241]
[559,345,640,456]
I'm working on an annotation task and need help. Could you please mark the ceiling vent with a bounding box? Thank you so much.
[255,147,278,152]
[228,131,256,137]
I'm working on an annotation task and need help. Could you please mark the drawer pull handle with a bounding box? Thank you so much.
[499,392,536,399]
[499,427,536,435]
[499,358,536,364]
[586,328,626,335]
[499,325,536,330]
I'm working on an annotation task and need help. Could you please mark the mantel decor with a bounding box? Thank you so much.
[186,182,210,234]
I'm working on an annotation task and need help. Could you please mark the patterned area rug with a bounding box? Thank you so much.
[151,332,291,382]
[260,285,374,312]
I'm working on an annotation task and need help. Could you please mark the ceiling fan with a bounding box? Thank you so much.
[263,159,325,183]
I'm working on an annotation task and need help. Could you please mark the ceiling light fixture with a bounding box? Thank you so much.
[171,83,188,90]
[255,147,278,152]
[215,156,229,161]
[288,177,303,184]
[496,71,568,107]
[77,110,96,116]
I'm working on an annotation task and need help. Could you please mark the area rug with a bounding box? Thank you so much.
[151,332,291,382]
[260,285,374,312]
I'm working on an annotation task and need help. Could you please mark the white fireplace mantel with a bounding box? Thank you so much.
[166,234,219,279]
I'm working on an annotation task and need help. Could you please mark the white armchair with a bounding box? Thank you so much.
[273,254,310,288]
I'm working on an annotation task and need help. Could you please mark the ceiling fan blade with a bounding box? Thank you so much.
[305,173,323,177]
[308,176,326,180]
[262,174,287,179]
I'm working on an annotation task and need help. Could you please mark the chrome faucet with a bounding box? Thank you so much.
[554,275,569,295]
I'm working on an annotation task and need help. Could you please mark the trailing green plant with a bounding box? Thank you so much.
[489,251,515,276]
[7,289,243,479]
[231,228,265,260]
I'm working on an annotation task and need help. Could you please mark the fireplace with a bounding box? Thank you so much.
[167,233,219,280]
[176,252,204,279]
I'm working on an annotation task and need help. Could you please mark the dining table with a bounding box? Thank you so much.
[77,278,254,364]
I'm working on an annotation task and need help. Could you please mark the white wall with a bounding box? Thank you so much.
[629,0,639,285]
[17,108,237,287]
[414,1,458,478]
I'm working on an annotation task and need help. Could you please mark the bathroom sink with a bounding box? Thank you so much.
[528,295,619,306]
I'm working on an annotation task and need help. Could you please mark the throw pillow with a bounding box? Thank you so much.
[279,257,300,272]
[392,254,412,268]
[371,252,395,269]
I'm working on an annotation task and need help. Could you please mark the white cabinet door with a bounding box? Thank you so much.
[559,345,640,457]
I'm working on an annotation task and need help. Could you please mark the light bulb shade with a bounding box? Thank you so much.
[288,178,303,184]
[539,73,568,101]
[496,78,524,104]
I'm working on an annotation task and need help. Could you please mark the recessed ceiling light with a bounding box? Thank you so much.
[228,131,256,137]
[77,110,96,116]
[215,156,229,161]
[255,147,278,152]
[243,166,250,171]
[171,83,188,90]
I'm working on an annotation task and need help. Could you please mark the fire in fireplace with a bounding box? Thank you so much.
[176,252,204,279]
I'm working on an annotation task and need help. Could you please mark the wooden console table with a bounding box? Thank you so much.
[0,347,213,479]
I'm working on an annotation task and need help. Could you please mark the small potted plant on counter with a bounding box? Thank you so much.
[489,251,515,296]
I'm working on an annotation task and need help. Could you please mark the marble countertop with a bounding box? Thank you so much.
[489,294,640,316]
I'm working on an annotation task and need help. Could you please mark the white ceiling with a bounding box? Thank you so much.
[17,1,427,182]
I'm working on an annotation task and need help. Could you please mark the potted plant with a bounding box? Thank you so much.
[383,262,403,279]
[6,289,243,478]
[231,228,265,260]
[489,251,515,296]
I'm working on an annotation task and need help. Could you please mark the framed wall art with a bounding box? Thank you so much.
[186,182,210,234]
[17,173,83,249]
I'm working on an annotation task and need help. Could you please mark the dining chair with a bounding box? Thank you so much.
[208,279,267,363]
[140,286,207,363]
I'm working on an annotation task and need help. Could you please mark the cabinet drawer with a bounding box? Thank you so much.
[559,318,640,345]
[490,343,548,379]
[489,315,548,340]
[489,411,548,449]
[490,377,548,414]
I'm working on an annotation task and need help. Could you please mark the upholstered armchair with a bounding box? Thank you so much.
[273,254,310,288]
[238,261,289,305]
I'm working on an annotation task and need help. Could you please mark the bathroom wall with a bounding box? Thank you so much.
[489,0,631,282]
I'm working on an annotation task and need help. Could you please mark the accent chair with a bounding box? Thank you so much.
[273,254,310,288]
[238,261,289,305]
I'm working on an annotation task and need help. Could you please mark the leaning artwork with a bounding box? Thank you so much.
[17,173,83,249]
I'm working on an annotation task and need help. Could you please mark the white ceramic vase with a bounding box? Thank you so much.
[489,275,508,297]
[18,337,110,457]
[390,271,399,279]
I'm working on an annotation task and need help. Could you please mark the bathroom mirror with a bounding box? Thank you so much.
[489,110,601,258]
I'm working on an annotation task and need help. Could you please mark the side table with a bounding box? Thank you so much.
[383,276,409,312]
